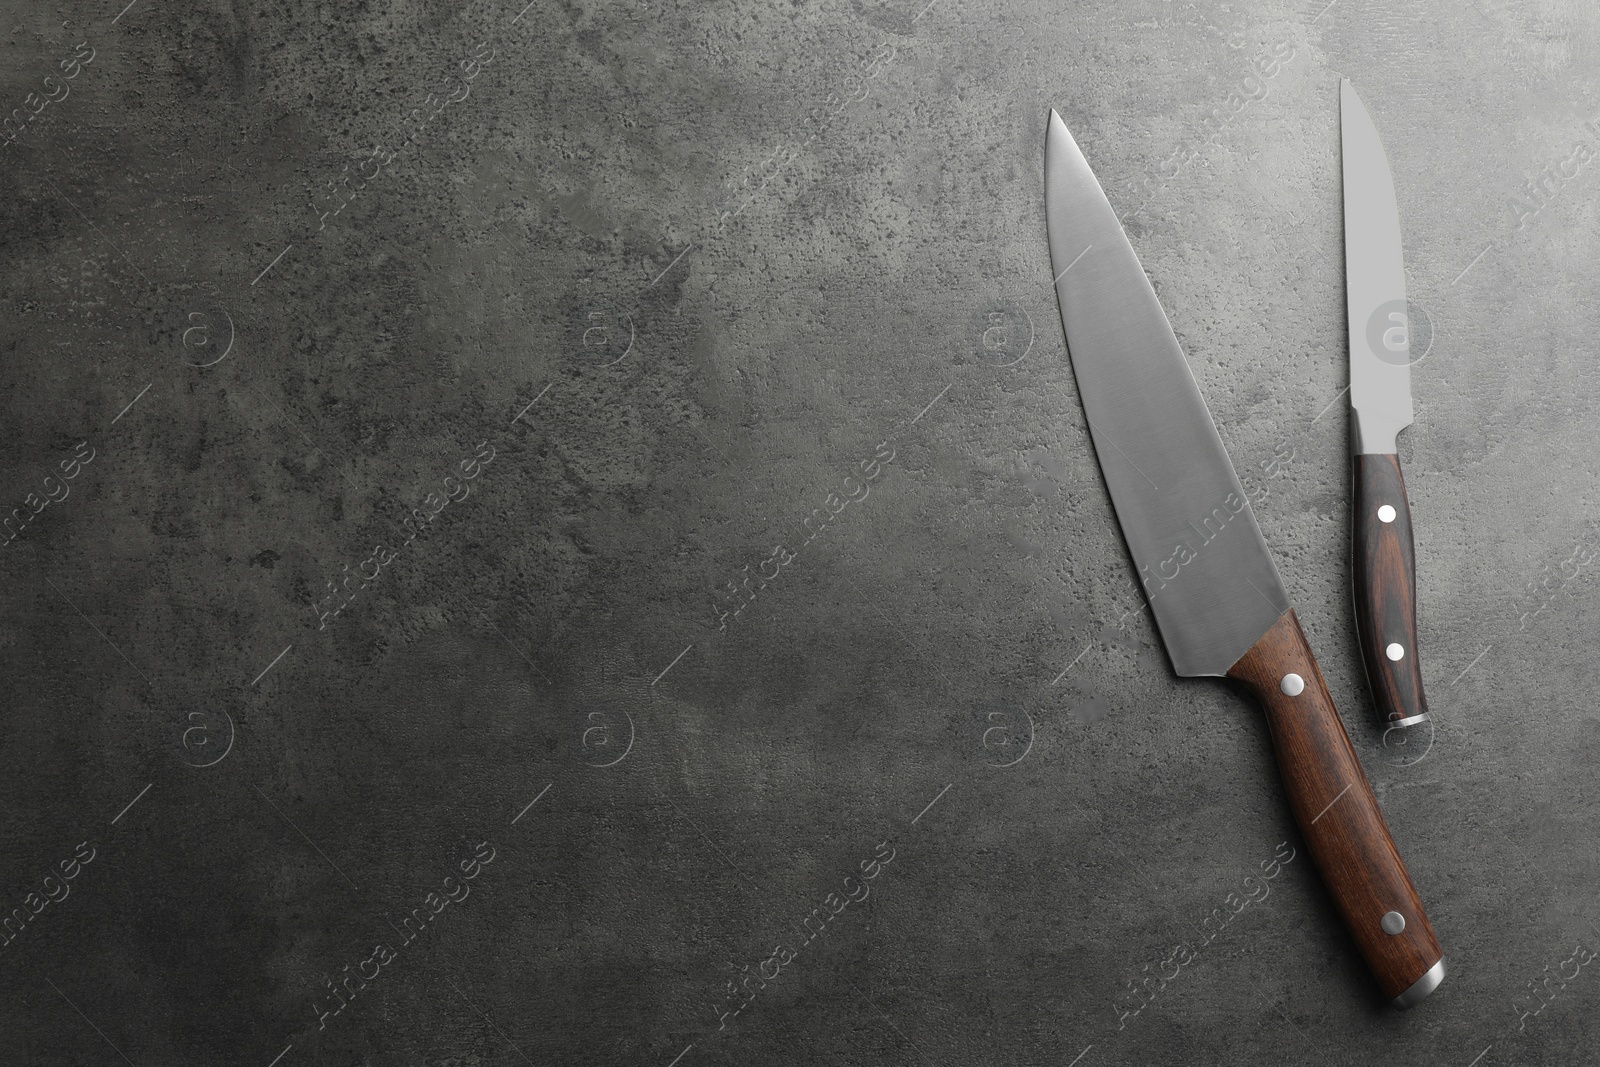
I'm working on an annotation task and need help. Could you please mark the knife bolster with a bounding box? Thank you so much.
[1353,408,1408,454]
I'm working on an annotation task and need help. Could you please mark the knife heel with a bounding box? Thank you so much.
[1353,453,1429,727]
[1226,609,1444,1004]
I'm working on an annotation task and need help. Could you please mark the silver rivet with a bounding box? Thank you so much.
[1381,911,1406,935]
[1386,643,1405,661]
[1378,504,1397,523]
[1280,673,1305,697]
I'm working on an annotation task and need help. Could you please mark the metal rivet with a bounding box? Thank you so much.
[1378,504,1397,523]
[1381,911,1406,935]
[1386,643,1405,661]
[1280,673,1305,697]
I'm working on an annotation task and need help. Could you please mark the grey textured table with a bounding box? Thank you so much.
[1,0,1596,1064]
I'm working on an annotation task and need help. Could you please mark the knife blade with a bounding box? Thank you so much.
[1045,109,1444,1006]
[1341,78,1429,730]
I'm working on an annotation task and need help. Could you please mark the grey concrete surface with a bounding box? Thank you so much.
[0,0,1597,1063]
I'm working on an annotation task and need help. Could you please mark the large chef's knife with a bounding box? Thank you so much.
[1044,110,1444,1006]
[1341,79,1429,730]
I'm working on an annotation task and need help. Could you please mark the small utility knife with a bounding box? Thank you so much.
[1341,80,1428,729]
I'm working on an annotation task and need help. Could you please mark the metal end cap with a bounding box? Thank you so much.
[1392,957,1446,1009]
[1389,712,1430,728]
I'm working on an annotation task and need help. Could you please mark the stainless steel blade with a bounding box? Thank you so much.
[1045,110,1289,678]
[1341,79,1413,454]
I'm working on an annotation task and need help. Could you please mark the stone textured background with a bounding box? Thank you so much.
[1,0,1596,1064]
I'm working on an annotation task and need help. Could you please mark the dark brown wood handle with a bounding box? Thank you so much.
[1352,453,1428,726]
[1227,609,1443,1003]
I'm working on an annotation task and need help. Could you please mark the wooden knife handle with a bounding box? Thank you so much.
[1352,453,1429,727]
[1226,609,1444,1005]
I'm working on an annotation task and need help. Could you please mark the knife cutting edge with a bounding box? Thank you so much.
[1341,79,1430,730]
[1043,109,1444,1006]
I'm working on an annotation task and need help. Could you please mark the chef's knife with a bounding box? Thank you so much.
[1341,79,1429,730]
[1045,110,1444,1006]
